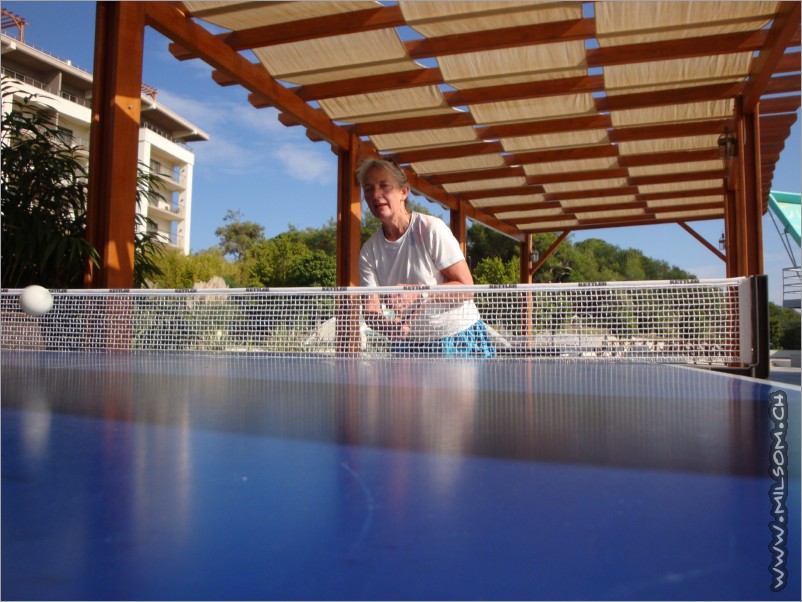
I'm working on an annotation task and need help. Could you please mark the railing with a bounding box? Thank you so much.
[147,198,184,217]
[151,167,185,185]
[59,89,91,108]
[142,121,194,153]
[3,68,92,109]
[3,36,93,74]
[150,229,184,248]
[2,66,50,92]
[782,267,801,309]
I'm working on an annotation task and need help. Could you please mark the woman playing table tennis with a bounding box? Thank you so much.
[358,158,495,357]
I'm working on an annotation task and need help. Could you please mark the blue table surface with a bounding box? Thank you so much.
[2,352,800,601]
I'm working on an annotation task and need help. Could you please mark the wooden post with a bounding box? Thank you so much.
[84,2,145,289]
[450,201,467,259]
[733,95,764,277]
[520,233,533,284]
[335,134,363,355]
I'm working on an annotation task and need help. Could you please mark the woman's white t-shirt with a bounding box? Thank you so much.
[359,212,481,340]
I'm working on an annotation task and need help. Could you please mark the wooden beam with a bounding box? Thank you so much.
[595,81,744,113]
[172,5,406,58]
[443,74,604,106]
[530,231,570,276]
[545,186,639,202]
[85,1,145,288]
[758,94,801,115]
[774,50,801,74]
[588,29,769,68]
[480,201,562,214]
[652,201,724,214]
[223,5,405,51]
[628,169,725,186]
[294,67,444,101]
[678,222,726,262]
[504,144,619,167]
[478,114,612,140]
[506,213,578,225]
[617,148,721,168]
[404,18,596,60]
[347,112,476,136]
[403,168,524,241]
[145,1,351,149]
[528,168,629,186]
[521,214,723,234]
[425,166,526,185]
[636,187,724,202]
[458,185,546,202]
[390,141,503,164]
[763,73,802,95]
[742,1,802,112]
[609,119,730,142]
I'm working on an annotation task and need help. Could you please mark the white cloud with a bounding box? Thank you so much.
[271,143,336,183]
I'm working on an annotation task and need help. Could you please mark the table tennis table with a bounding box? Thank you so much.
[2,351,799,600]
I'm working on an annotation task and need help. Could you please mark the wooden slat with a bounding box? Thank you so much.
[617,148,720,167]
[763,73,802,95]
[390,141,503,164]
[347,112,476,136]
[609,119,729,142]
[637,187,723,202]
[522,213,723,234]
[505,213,578,225]
[404,18,596,60]
[458,185,546,201]
[479,114,612,139]
[504,144,619,166]
[678,222,726,262]
[587,29,768,68]
[443,75,604,106]
[758,95,801,114]
[545,186,639,202]
[528,168,629,185]
[628,169,725,186]
[145,1,351,149]
[294,67,444,102]
[774,50,801,74]
[595,81,744,112]
[743,1,802,112]
[425,166,526,185]
[223,5,405,50]
[482,200,562,214]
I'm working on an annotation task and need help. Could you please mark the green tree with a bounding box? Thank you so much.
[151,248,241,289]
[1,83,165,288]
[1,86,98,287]
[473,256,519,284]
[215,209,265,260]
[769,303,801,349]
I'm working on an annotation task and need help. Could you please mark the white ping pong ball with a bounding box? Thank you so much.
[19,285,54,317]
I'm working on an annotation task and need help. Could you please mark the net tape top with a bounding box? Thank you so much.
[0,278,752,364]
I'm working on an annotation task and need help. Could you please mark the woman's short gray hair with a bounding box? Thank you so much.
[356,158,408,188]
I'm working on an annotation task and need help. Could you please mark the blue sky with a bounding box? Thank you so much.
[4,1,800,303]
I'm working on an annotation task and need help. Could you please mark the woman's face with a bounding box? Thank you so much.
[362,166,409,223]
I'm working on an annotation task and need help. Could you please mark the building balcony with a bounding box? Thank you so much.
[147,198,184,220]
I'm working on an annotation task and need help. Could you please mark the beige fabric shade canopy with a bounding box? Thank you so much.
[174,0,799,236]
[81,1,799,288]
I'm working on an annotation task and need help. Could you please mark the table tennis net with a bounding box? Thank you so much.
[1,278,754,364]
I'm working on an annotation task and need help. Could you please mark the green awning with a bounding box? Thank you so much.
[769,191,801,246]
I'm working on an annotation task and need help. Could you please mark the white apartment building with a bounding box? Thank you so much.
[1,30,208,255]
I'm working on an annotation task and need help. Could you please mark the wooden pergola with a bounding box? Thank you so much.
[83,1,800,289]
